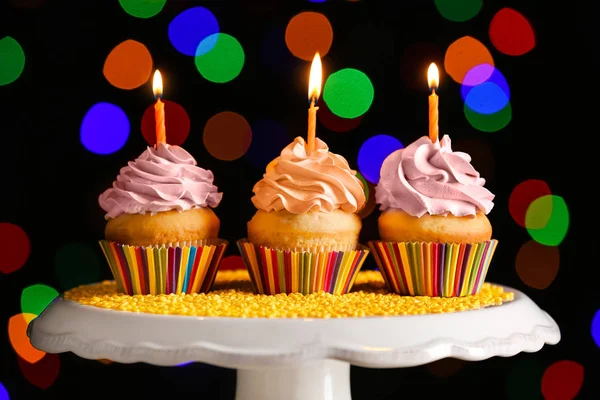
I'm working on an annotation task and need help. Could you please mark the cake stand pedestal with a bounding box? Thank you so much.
[28,284,560,400]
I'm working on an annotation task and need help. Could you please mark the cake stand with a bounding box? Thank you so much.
[28,284,560,400]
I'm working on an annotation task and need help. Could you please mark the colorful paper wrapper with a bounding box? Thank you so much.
[368,240,498,297]
[237,239,370,295]
[99,239,228,295]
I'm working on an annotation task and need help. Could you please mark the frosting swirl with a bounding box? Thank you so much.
[99,143,222,219]
[375,135,494,217]
[251,137,366,214]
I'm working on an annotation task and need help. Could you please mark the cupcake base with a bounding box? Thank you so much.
[99,239,228,295]
[237,239,370,295]
[368,240,498,297]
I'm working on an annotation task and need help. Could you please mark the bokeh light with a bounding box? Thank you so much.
[434,0,482,22]
[399,42,443,91]
[0,222,31,274]
[119,0,166,18]
[426,358,465,378]
[358,134,404,184]
[285,12,333,61]
[141,100,190,146]
[219,255,246,270]
[356,172,376,219]
[356,172,370,201]
[525,195,569,246]
[489,8,536,56]
[318,99,363,132]
[245,119,291,169]
[515,240,560,289]
[8,313,45,364]
[103,40,153,90]
[509,179,552,228]
[21,284,59,316]
[0,36,25,86]
[203,111,252,161]
[195,33,245,83]
[168,6,219,56]
[464,101,512,132]
[80,102,130,154]
[541,360,584,400]
[55,243,102,290]
[17,354,60,389]
[444,36,494,84]
[506,358,545,399]
[0,382,7,400]
[461,65,510,115]
[97,359,113,365]
[592,309,600,349]
[323,68,374,118]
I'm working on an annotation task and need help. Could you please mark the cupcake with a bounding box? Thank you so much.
[238,136,371,295]
[369,135,497,297]
[98,143,228,295]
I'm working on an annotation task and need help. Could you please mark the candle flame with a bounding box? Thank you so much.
[308,52,322,101]
[153,70,163,99]
[427,63,439,91]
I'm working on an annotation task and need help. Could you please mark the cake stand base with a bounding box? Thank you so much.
[237,360,350,400]
[28,284,560,400]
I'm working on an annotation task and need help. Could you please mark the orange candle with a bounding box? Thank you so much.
[427,62,439,143]
[153,70,166,145]
[307,52,322,154]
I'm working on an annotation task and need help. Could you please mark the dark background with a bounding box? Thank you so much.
[0,0,589,399]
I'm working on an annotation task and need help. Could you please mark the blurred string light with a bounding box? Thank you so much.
[54,244,102,290]
[17,354,60,389]
[461,64,510,114]
[195,33,245,83]
[509,179,569,289]
[168,6,219,56]
[285,12,333,61]
[506,358,545,399]
[434,0,482,22]
[355,172,377,220]
[357,134,404,184]
[103,40,153,90]
[203,111,252,161]
[444,36,494,84]
[318,99,364,132]
[80,102,130,154]
[463,103,511,132]
[245,120,291,169]
[8,313,45,363]
[541,361,584,400]
[0,382,8,400]
[0,222,31,274]
[592,310,600,348]
[21,284,58,315]
[323,69,374,118]
[489,8,536,56]
[119,0,166,18]
[141,100,191,146]
[0,36,25,86]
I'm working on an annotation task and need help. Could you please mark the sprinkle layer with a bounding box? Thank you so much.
[64,270,514,318]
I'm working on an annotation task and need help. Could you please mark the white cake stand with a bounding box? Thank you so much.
[28,284,559,400]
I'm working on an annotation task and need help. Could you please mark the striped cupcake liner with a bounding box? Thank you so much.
[237,239,370,295]
[99,239,228,295]
[367,240,498,297]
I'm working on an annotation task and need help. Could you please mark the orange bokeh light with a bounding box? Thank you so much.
[9,313,45,364]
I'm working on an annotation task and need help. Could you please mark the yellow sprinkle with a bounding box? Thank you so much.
[63,270,514,318]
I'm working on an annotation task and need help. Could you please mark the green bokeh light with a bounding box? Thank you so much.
[356,172,370,201]
[464,102,512,132]
[55,244,102,290]
[21,284,58,316]
[195,33,245,83]
[118,0,166,18]
[434,0,483,22]
[323,68,374,119]
[526,195,569,246]
[0,36,26,86]
[506,358,544,399]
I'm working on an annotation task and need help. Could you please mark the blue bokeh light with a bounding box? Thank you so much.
[246,119,291,169]
[168,7,219,56]
[0,382,9,400]
[592,309,600,349]
[358,134,404,184]
[464,82,510,115]
[461,64,510,100]
[80,102,130,155]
